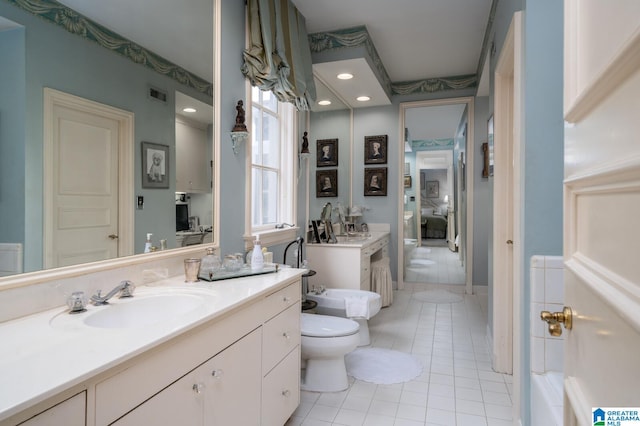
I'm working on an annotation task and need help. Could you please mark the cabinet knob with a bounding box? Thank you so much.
[282,332,290,340]
[283,296,291,303]
[282,389,291,397]
[211,369,224,379]
[192,383,205,394]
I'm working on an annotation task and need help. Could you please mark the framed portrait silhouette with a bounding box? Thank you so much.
[364,167,387,196]
[316,169,338,197]
[364,135,388,164]
[316,138,338,167]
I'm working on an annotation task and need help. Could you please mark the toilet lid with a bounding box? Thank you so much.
[301,313,359,337]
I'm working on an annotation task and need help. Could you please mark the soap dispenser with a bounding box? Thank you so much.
[144,233,153,253]
[251,237,264,270]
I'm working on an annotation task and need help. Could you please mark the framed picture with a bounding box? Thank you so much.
[426,180,439,198]
[316,169,338,197]
[142,141,170,188]
[404,175,412,188]
[487,115,494,176]
[364,167,387,196]
[482,142,490,178]
[364,135,388,164]
[316,138,338,167]
[404,162,410,176]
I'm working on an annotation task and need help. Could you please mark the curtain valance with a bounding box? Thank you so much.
[242,0,316,110]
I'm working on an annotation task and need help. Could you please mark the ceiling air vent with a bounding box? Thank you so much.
[148,85,167,103]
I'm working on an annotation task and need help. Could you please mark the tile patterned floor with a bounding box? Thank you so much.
[287,287,513,426]
[405,245,466,285]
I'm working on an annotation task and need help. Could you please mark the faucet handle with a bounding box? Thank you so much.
[120,280,135,298]
[67,291,87,313]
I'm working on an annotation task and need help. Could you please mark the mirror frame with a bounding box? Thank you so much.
[397,97,475,295]
[0,0,221,291]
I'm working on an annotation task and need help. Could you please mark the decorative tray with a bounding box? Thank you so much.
[198,264,278,282]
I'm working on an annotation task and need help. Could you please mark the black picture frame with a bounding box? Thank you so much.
[364,167,387,196]
[316,138,338,167]
[316,169,338,197]
[142,141,170,189]
[364,135,388,164]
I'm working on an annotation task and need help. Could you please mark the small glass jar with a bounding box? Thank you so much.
[200,247,221,280]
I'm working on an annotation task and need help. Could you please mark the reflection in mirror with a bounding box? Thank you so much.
[402,103,466,286]
[308,75,352,224]
[0,0,215,277]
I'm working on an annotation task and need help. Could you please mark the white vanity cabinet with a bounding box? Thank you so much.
[175,117,210,193]
[112,328,262,426]
[93,282,300,426]
[18,393,85,426]
[306,233,389,291]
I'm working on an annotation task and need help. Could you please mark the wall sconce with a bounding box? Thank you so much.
[230,100,249,155]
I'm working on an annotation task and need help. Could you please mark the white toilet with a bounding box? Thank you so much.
[305,289,382,346]
[300,313,360,392]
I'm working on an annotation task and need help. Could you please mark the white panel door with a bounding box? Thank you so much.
[51,102,119,267]
[563,1,640,424]
[44,89,134,269]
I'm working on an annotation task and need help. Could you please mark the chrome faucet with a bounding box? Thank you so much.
[91,280,135,305]
[312,285,325,295]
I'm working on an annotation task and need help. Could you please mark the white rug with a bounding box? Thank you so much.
[412,289,463,303]
[345,348,423,384]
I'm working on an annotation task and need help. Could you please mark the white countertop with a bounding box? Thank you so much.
[306,231,389,249]
[0,268,303,422]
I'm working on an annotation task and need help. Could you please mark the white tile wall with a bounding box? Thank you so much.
[530,255,565,374]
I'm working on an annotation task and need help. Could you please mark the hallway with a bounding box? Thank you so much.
[288,287,513,425]
[405,246,466,285]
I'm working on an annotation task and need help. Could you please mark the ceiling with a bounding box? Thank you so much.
[48,0,492,123]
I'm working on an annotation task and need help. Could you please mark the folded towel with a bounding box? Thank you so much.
[345,295,370,319]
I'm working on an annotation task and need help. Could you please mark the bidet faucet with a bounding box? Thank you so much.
[90,280,135,305]
[312,285,325,295]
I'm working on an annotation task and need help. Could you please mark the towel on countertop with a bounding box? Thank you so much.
[345,295,370,319]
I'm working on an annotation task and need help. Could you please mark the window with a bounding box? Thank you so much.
[249,87,296,242]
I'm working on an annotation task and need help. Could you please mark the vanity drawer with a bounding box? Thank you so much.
[262,302,301,374]
[262,347,300,426]
[262,281,301,321]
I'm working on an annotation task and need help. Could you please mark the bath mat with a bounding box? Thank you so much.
[412,289,463,303]
[345,348,423,384]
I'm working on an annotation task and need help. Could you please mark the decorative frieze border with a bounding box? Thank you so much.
[5,0,213,97]
[411,138,454,149]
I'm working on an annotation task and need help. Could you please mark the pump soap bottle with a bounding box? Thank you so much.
[251,237,264,270]
[144,233,153,253]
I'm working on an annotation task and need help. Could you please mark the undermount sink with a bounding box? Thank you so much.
[51,287,215,329]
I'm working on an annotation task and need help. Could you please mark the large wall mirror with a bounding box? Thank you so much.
[0,0,218,280]
[307,74,353,224]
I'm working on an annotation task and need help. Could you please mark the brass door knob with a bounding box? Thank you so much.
[540,306,573,336]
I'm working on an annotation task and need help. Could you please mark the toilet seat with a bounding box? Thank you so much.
[301,313,359,338]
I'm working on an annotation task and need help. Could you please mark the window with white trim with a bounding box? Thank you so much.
[249,87,295,236]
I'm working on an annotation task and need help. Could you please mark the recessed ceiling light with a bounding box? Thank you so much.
[337,73,353,80]
[356,96,371,102]
[318,100,332,106]
[183,107,197,113]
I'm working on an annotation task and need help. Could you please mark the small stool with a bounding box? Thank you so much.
[371,257,393,307]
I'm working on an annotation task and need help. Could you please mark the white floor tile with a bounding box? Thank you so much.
[288,289,513,426]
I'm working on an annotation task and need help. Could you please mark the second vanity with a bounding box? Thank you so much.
[0,268,303,426]
[306,231,389,291]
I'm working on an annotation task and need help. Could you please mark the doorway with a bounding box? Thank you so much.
[397,97,474,295]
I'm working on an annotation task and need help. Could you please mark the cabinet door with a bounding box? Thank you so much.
[110,368,204,426]
[20,392,85,426]
[262,348,300,426]
[204,328,262,426]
